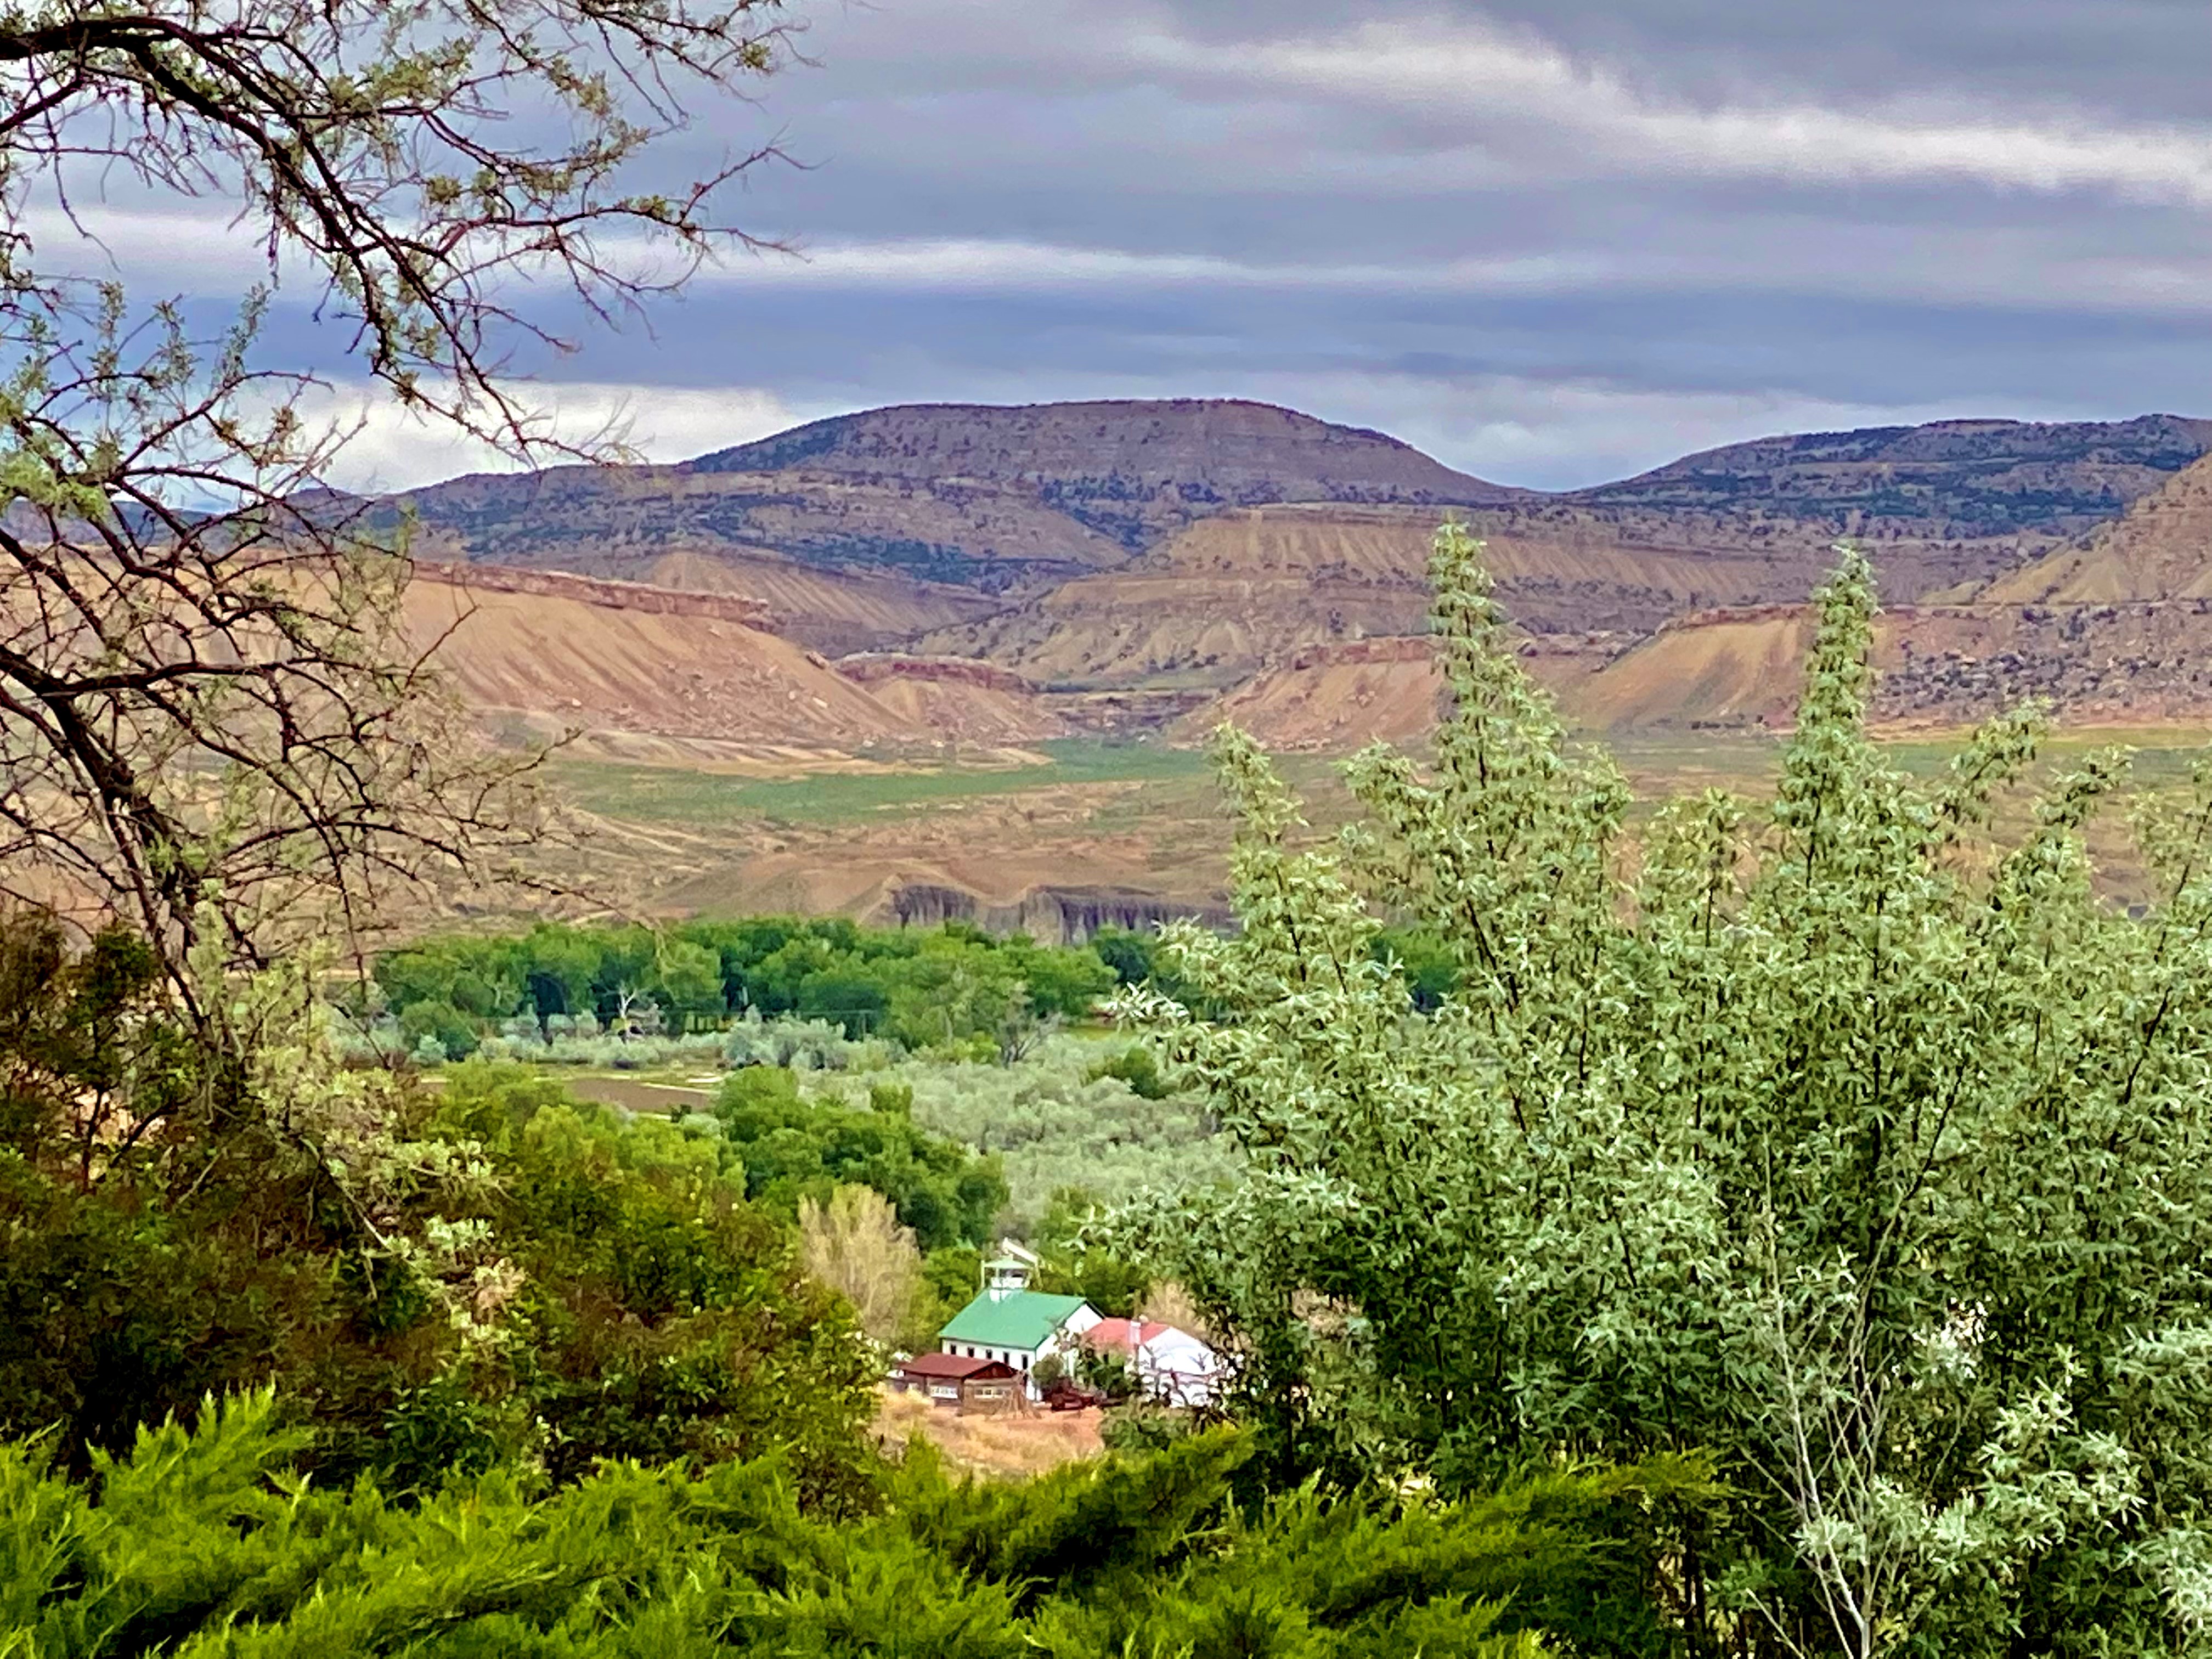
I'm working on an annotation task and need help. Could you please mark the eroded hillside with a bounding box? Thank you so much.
[403,565,1065,762]
[387,404,2212,928]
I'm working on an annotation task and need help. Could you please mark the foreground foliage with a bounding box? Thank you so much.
[1122,527,2212,1656]
[0,989,876,1498]
[0,1394,1703,1659]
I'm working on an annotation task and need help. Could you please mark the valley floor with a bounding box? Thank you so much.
[523,723,2212,925]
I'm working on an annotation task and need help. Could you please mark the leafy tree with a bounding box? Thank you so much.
[921,1245,985,1322]
[798,964,893,1037]
[749,935,841,1017]
[1034,1186,1150,1319]
[0,912,489,1478]
[799,1184,928,1350]
[397,996,478,1061]
[1084,1043,1172,1100]
[657,938,729,1030]
[883,939,1029,1053]
[521,924,603,1025]
[876,1034,1234,1234]
[425,1063,879,1503]
[714,1068,1007,1253]
[1119,526,2212,1656]
[593,927,666,1034]
[1002,940,1119,1020]
[1090,926,1159,988]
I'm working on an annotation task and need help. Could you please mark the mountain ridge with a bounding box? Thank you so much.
[373,399,2212,669]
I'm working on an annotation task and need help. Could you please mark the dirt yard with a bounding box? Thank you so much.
[873,1387,1105,1480]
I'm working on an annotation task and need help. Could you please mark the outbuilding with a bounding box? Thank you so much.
[1083,1317,1225,1407]
[891,1352,1023,1413]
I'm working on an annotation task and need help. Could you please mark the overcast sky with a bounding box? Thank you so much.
[70,0,2212,490]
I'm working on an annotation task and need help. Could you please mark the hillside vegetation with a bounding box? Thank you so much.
[21,522,2212,1656]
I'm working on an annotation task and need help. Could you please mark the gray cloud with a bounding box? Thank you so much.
[39,0,2210,488]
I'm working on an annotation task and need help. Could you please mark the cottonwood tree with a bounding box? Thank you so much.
[0,0,795,1009]
[1118,525,2212,1656]
[799,1182,924,1349]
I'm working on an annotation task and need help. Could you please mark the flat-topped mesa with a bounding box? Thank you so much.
[835,653,1042,695]
[409,560,772,628]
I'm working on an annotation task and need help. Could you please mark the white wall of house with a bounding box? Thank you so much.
[944,1305,1102,1396]
[1135,1328,1224,1407]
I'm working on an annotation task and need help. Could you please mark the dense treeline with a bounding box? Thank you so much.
[371,918,1124,1062]
[369,915,1458,1065]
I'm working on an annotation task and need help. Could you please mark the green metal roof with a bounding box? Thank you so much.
[939,1290,1092,1350]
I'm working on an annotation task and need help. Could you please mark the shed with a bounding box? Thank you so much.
[891,1352,1023,1413]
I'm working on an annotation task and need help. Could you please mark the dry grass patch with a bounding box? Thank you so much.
[873,1387,1104,1480]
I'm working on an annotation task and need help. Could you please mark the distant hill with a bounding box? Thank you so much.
[898,410,2212,690]
[372,399,1526,640]
[1571,415,2212,541]
[689,398,1525,548]
[375,400,2212,732]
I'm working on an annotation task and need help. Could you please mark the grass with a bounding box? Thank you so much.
[550,737,1214,827]
[538,719,2212,923]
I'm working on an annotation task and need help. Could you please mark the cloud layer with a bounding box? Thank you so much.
[27,0,2210,489]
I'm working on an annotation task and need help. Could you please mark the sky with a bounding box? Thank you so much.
[47,0,2212,491]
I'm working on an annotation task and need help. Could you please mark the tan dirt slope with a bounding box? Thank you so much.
[1979,453,2212,603]
[837,656,1074,744]
[927,503,1793,690]
[1197,453,2212,743]
[1194,598,2212,746]
[404,566,1065,756]
[636,549,1001,654]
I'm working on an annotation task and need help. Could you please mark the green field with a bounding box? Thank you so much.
[550,737,1217,826]
[546,722,2212,921]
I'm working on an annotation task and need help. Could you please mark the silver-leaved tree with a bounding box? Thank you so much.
[1120,524,2212,1658]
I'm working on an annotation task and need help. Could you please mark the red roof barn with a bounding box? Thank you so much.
[891,1352,1022,1413]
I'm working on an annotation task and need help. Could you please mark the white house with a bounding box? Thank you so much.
[936,1244,1100,1396]
[1083,1317,1225,1407]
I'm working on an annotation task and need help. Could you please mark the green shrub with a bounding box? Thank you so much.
[0,1403,1657,1657]
[1082,1042,1169,1099]
[398,997,478,1060]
